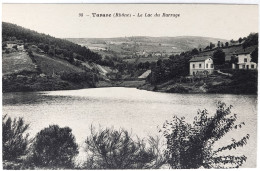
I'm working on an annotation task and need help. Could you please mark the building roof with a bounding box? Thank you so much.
[138,70,151,79]
[189,56,212,62]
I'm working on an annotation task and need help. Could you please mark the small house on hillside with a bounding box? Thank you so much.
[232,53,257,70]
[17,44,24,51]
[189,56,214,76]
[6,43,17,49]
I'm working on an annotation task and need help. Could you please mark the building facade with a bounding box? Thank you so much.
[189,56,214,75]
[232,53,257,70]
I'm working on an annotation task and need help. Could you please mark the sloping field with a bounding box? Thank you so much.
[2,52,37,75]
[33,53,85,76]
[199,45,257,61]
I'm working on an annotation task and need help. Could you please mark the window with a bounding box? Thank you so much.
[251,65,254,69]
[244,58,247,62]
[211,64,213,68]
[206,64,208,68]
[243,65,245,69]
[193,64,195,68]
[199,64,201,68]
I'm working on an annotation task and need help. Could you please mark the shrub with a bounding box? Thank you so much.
[162,102,249,169]
[83,126,165,169]
[166,85,188,93]
[207,70,257,94]
[60,72,93,83]
[2,115,30,161]
[32,125,78,168]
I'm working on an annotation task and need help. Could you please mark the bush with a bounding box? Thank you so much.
[2,115,30,161]
[166,85,188,93]
[60,72,93,83]
[162,102,249,169]
[207,70,257,94]
[32,125,78,168]
[84,126,165,169]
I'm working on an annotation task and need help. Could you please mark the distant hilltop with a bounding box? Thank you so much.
[66,36,228,53]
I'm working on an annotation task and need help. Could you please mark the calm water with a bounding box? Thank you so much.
[2,87,257,167]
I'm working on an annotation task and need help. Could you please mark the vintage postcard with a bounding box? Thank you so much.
[1,1,259,170]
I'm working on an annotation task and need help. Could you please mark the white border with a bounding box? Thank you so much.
[0,0,259,171]
[0,0,259,4]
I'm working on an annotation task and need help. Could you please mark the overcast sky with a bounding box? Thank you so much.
[2,4,259,40]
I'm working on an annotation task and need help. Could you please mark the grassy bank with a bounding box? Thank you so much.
[2,51,95,92]
[138,71,257,95]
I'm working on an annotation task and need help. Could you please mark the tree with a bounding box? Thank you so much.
[191,48,199,55]
[213,49,226,65]
[43,44,49,53]
[32,125,78,168]
[251,47,258,64]
[144,61,150,70]
[217,41,221,48]
[243,33,258,49]
[162,102,249,169]
[238,37,243,44]
[2,42,7,49]
[205,46,210,50]
[225,42,229,47]
[38,43,44,50]
[230,55,238,64]
[2,115,30,161]
[138,62,144,70]
[209,42,215,50]
[84,126,165,169]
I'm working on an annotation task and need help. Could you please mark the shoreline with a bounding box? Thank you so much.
[2,79,257,96]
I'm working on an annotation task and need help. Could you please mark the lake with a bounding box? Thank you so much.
[2,87,257,168]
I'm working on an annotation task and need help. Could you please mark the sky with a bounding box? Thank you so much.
[2,3,259,40]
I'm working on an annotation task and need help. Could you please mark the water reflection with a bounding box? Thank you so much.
[2,87,257,167]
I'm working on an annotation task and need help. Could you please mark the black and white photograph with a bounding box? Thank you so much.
[1,1,259,169]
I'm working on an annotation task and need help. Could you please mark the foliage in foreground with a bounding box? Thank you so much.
[2,101,250,169]
[162,101,249,169]
[207,70,257,94]
[31,125,79,168]
[2,115,30,161]
[83,126,166,169]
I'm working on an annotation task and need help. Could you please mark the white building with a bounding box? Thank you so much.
[232,53,257,70]
[17,44,24,51]
[6,43,17,49]
[189,56,214,75]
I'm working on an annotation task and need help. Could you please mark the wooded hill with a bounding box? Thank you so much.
[2,22,105,92]
[2,22,102,63]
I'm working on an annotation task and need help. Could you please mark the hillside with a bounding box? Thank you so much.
[67,36,227,52]
[2,22,106,92]
[197,44,258,61]
[2,52,37,75]
[66,36,228,61]
[2,22,102,63]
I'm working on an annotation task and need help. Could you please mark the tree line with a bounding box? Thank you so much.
[2,22,102,64]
